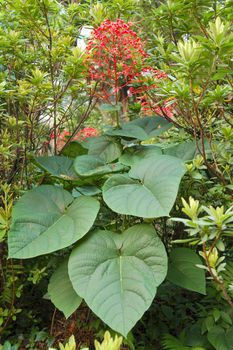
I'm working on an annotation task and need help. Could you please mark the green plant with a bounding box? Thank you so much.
[0,184,13,242]
[94,331,123,350]
[1,1,233,349]
[49,335,76,350]
[7,115,201,338]
[162,334,206,350]
[0,341,18,350]
[50,331,123,350]
[137,2,233,187]
[172,197,233,308]
[0,184,24,335]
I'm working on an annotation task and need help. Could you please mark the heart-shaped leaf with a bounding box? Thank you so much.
[119,145,162,167]
[167,248,206,294]
[87,136,122,163]
[74,155,125,177]
[103,155,185,218]
[8,185,99,258]
[35,156,79,180]
[105,117,171,141]
[68,224,168,337]
[48,259,82,318]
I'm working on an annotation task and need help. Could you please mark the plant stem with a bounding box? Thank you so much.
[59,84,98,154]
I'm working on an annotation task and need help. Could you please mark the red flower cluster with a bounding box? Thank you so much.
[49,127,98,151]
[129,67,174,118]
[75,127,98,140]
[85,19,147,102]
[85,19,174,119]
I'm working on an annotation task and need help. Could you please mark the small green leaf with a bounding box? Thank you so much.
[34,156,79,180]
[87,136,122,162]
[106,124,148,140]
[72,185,101,197]
[61,141,87,158]
[163,141,197,161]
[119,145,162,166]
[74,155,125,177]
[129,116,171,138]
[48,259,82,318]
[167,248,206,294]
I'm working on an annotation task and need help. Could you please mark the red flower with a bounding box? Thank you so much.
[85,19,147,103]
[49,127,98,151]
[129,67,175,119]
[74,127,99,141]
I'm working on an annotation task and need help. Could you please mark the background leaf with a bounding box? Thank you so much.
[106,123,148,140]
[35,156,79,180]
[105,117,171,141]
[167,248,206,294]
[129,116,171,138]
[207,326,233,350]
[74,155,125,177]
[119,145,162,167]
[163,141,197,161]
[87,136,122,163]
[61,141,87,158]
[72,185,101,197]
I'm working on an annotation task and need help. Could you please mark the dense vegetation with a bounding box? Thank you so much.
[0,1,232,349]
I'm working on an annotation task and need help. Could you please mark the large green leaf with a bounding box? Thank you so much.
[129,116,171,137]
[48,259,82,318]
[119,145,162,167]
[106,123,148,140]
[167,248,206,294]
[105,117,171,141]
[61,141,87,158]
[8,185,99,258]
[74,155,125,177]
[87,136,122,163]
[68,224,168,337]
[35,156,79,180]
[207,326,233,350]
[103,155,185,218]
[163,141,197,161]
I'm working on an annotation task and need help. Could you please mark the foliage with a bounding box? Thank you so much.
[50,335,76,350]
[7,115,188,337]
[162,334,203,350]
[137,2,233,186]
[172,198,233,308]
[0,341,18,350]
[0,0,232,349]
